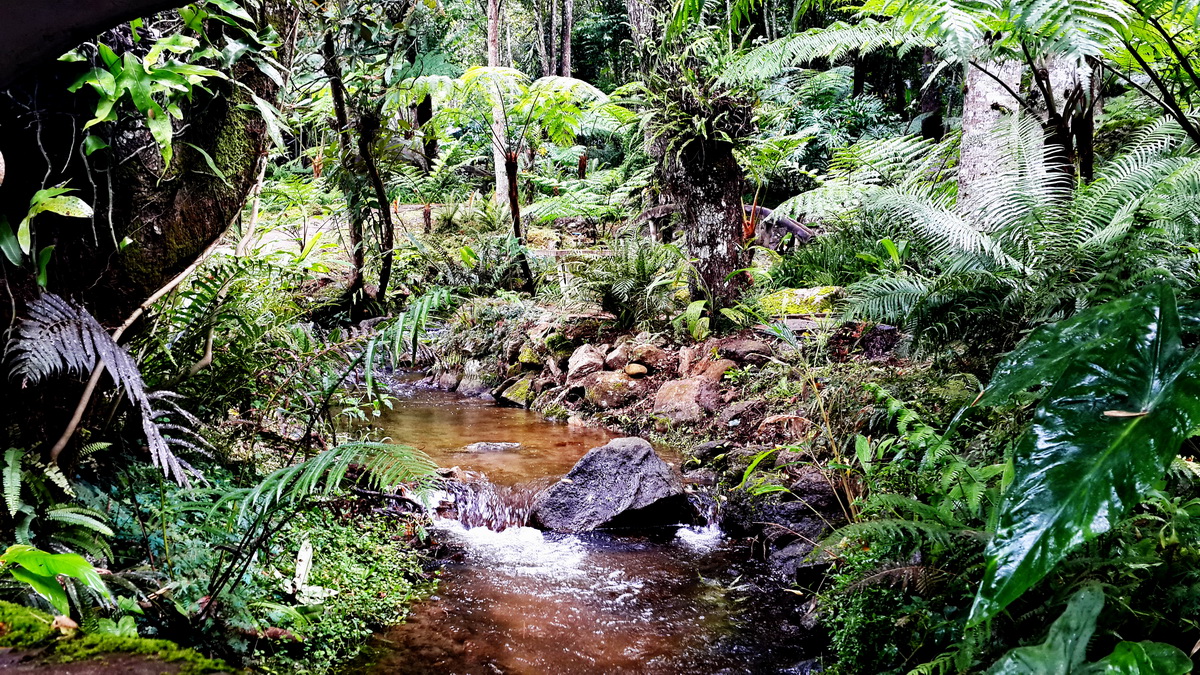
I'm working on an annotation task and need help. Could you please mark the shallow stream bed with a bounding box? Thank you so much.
[347,379,817,674]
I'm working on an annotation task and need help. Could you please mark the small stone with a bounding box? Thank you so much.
[462,442,522,453]
[624,363,648,378]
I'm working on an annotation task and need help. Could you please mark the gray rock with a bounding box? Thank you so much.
[567,344,606,380]
[531,437,692,532]
[583,371,649,409]
[718,338,772,364]
[461,442,522,453]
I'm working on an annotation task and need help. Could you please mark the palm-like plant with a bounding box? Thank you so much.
[836,114,1200,354]
[566,232,687,330]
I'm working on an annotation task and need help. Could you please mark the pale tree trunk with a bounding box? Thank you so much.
[487,0,509,204]
[533,0,550,77]
[624,0,655,42]
[559,0,573,77]
[547,0,558,76]
[959,60,1023,214]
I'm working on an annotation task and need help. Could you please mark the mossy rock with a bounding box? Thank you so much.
[517,345,541,366]
[544,332,570,352]
[42,634,233,673]
[758,287,844,316]
[0,601,55,649]
[499,376,535,406]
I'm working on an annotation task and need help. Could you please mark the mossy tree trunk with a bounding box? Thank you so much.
[0,3,299,328]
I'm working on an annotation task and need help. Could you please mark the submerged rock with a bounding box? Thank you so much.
[531,437,693,532]
[461,442,522,453]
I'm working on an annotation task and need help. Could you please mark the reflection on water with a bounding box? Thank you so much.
[372,377,620,485]
[350,377,815,674]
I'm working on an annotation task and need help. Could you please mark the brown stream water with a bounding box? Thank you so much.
[348,377,817,674]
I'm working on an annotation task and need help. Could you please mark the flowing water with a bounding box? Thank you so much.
[349,377,817,674]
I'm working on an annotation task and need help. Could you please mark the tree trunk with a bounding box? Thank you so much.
[505,152,536,289]
[533,0,551,77]
[0,3,299,327]
[624,0,656,41]
[357,107,396,301]
[665,140,749,308]
[323,30,367,296]
[918,47,944,141]
[548,0,558,76]
[959,60,1023,214]
[559,0,573,77]
[415,94,437,170]
[487,0,510,204]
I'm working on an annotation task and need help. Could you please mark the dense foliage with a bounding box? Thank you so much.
[5,0,1200,671]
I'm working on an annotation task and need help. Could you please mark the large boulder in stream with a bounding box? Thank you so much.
[531,437,693,532]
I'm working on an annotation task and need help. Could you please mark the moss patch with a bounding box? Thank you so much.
[43,635,233,673]
[0,601,55,649]
[758,286,844,315]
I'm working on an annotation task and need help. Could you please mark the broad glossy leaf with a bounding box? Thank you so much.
[1079,641,1193,674]
[9,567,69,615]
[970,283,1200,624]
[977,287,1149,406]
[987,585,1100,673]
[988,585,1191,674]
[0,217,22,265]
[1,545,110,597]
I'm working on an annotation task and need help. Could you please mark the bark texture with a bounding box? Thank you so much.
[487,0,510,203]
[959,60,1023,214]
[664,139,750,306]
[0,3,299,327]
[559,0,573,77]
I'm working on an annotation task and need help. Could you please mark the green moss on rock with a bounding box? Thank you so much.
[758,286,844,316]
[0,600,55,648]
[44,634,233,673]
[518,345,541,365]
[500,376,534,406]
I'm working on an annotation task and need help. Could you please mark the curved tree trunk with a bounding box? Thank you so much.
[0,3,299,327]
[0,0,187,89]
[0,2,299,451]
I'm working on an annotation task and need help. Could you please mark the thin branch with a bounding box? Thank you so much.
[968,61,1040,117]
[48,230,228,462]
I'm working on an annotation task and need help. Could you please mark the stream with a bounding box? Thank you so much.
[347,378,818,674]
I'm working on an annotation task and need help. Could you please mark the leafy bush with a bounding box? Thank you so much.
[566,232,686,330]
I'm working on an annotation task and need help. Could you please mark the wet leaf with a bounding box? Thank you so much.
[987,584,1100,673]
[988,585,1190,674]
[971,284,1200,624]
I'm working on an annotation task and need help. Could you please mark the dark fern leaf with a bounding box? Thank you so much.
[8,293,202,486]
